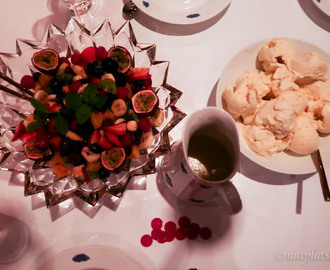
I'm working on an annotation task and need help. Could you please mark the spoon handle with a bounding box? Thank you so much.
[315,150,330,201]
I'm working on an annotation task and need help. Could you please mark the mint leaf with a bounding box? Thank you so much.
[76,104,92,124]
[88,94,107,109]
[54,114,69,135]
[29,98,48,113]
[65,93,82,110]
[26,120,44,132]
[97,79,117,95]
[82,84,98,104]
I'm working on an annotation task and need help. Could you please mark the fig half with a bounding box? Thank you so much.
[132,90,158,114]
[24,140,52,160]
[108,46,132,73]
[32,49,60,74]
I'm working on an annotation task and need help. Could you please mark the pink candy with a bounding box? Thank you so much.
[140,216,212,247]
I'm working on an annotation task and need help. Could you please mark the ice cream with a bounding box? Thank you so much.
[222,70,271,124]
[288,113,320,155]
[288,52,328,85]
[223,38,330,158]
[242,124,291,158]
[255,99,296,139]
[258,38,296,72]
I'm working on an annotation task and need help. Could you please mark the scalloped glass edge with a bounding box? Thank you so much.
[0,18,186,209]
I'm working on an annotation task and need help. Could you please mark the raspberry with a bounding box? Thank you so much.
[140,234,153,247]
[80,47,97,64]
[119,133,132,146]
[69,80,83,93]
[71,52,81,65]
[138,117,151,132]
[96,46,107,61]
[116,86,129,99]
[20,75,35,89]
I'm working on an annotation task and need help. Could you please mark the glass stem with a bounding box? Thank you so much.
[69,0,85,27]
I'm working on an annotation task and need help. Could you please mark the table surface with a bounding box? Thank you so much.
[0,0,329,269]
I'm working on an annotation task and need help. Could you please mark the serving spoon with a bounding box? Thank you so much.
[314,150,330,201]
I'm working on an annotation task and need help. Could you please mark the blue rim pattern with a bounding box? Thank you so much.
[72,253,90,263]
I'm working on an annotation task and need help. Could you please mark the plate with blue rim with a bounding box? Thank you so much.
[133,0,231,25]
[312,0,330,17]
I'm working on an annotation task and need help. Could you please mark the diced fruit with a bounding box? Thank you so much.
[127,67,151,81]
[132,90,158,114]
[127,120,138,132]
[20,75,35,89]
[38,74,54,88]
[116,86,129,100]
[120,133,132,146]
[32,49,60,74]
[103,122,127,136]
[73,164,85,178]
[138,117,152,132]
[88,129,101,145]
[149,108,165,127]
[87,160,102,171]
[12,122,26,142]
[99,134,113,149]
[104,132,122,147]
[49,151,63,165]
[108,46,132,73]
[20,131,37,143]
[49,135,62,151]
[24,140,52,160]
[111,99,127,117]
[128,144,140,159]
[60,56,71,66]
[90,111,103,129]
[81,147,101,163]
[139,132,154,149]
[98,79,117,94]
[52,163,72,179]
[69,80,83,93]
[80,47,97,64]
[66,130,84,141]
[48,103,62,112]
[71,52,81,65]
[70,120,79,131]
[101,147,126,171]
[102,109,116,122]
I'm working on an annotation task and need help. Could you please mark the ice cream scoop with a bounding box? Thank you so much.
[302,78,330,101]
[258,38,296,72]
[242,124,291,158]
[316,102,330,133]
[288,52,328,85]
[277,90,308,116]
[288,113,320,155]
[255,99,297,139]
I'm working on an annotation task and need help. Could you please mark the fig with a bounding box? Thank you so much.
[24,140,52,160]
[101,147,126,171]
[108,46,132,73]
[32,49,60,74]
[132,90,158,114]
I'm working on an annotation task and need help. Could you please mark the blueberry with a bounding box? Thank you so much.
[102,57,119,73]
[99,167,110,178]
[114,72,127,87]
[33,72,41,82]
[65,66,74,75]
[60,138,73,156]
[67,153,83,165]
[50,79,64,93]
[90,143,102,154]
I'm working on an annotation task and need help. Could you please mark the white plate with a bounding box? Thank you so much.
[34,233,156,270]
[133,0,231,25]
[312,0,330,17]
[216,38,330,174]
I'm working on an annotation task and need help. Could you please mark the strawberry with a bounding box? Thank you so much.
[127,67,151,81]
[96,46,107,61]
[20,131,37,143]
[48,103,62,112]
[103,122,127,136]
[49,135,62,151]
[80,46,97,64]
[12,122,26,142]
[71,52,82,65]
[99,134,113,149]
[116,86,129,100]
[105,132,122,147]
[88,129,101,145]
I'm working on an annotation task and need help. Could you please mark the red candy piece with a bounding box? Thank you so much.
[178,216,191,229]
[200,227,212,240]
[157,230,166,244]
[141,234,153,247]
[151,229,161,240]
[186,223,200,240]
[164,221,176,233]
[164,231,175,242]
[174,227,186,240]
[151,218,163,230]
[20,75,35,89]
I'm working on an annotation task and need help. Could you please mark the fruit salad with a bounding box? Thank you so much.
[13,45,165,182]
